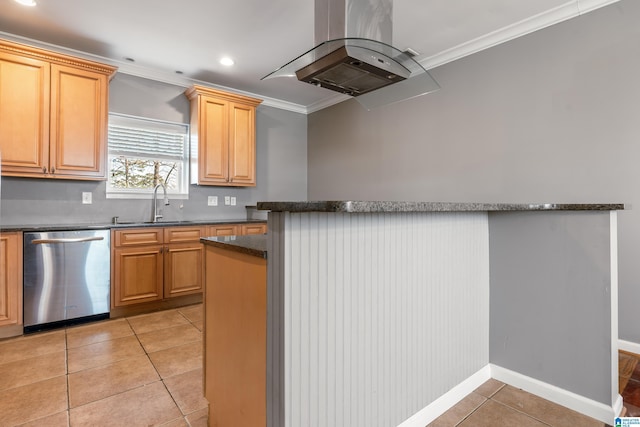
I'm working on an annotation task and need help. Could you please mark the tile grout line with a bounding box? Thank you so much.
[453,397,488,427]
[452,385,507,427]
[64,326,71,425]
[454,383,506,427]
[488,398,554,427]
[127,315,190,424]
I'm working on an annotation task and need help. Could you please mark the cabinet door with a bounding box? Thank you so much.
[241,224,267,235]
[165,243,203,298]
[207,225,239,237]
[113,245,164,307]
[228,102,256,186]
[198,96,229,184]
[0,233,22,328]
[49,63,108,179]
[0,52,50,176]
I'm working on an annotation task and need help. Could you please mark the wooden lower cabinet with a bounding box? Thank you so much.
[113,245,164,306]
[208,223,266,237]
[112,226,206,308]
[241,223,267,235]
[0,232,22,331]
[164,242,204,298]
[204,244,267,426]
[207,224,239,237]
[111,222,266,309]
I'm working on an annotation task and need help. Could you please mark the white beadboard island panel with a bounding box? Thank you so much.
[267,211,490,427]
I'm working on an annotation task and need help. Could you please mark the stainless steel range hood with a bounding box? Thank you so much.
[262,0,439,109]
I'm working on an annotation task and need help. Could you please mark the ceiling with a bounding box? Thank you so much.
[0,0,620,113]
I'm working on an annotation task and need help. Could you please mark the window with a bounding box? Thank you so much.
[107,113,189,199]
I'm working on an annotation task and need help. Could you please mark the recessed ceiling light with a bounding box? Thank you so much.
[15,0,36,6]
[220,57,234,66]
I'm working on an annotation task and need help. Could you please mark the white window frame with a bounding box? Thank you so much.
[106,113,189,199]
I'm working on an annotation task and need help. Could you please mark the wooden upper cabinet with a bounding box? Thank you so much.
[186,85,261,186]
[0,51,50,175]
[199,96,229,184]
[0,39,116,180]
[50,64,109,179]
[229,102,256,185]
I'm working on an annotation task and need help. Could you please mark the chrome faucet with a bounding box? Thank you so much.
[152,183,170,223]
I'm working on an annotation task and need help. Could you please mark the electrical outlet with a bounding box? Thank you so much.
[208,196,218,206]
[82,192,92,204]
[230,196,236,206]
[224,196,231,205]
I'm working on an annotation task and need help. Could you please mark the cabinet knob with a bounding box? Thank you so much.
[51,167,55,174]
[42,167,47,173]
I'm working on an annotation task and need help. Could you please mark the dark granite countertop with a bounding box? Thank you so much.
[201,234,267,259]
[0,219,266,233]
[257,201,624,213]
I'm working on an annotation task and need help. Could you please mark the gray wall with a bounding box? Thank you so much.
[489,211,613,405]
[1,73,307,225]
[307,1,640,343]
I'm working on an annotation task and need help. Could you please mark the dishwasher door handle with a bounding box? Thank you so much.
[31,236,105,244]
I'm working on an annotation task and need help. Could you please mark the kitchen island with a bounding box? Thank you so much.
[201,235,267,427]
[257,201,623,426]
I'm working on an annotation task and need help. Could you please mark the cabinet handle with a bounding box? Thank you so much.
[51,167,55,174]
[42,167,47,173]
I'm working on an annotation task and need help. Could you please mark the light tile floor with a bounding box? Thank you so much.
[0,303,617,427]
[0,304,207,427]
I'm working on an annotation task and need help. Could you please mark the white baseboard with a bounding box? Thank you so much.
[398,364,622,427]
[619,339,640,355]
[398,365,492,427]
[490,364,622,425]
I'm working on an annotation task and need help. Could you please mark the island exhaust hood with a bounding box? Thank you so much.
[262,0,440,109]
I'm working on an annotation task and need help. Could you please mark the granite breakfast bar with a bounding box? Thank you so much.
[257,201,623,427]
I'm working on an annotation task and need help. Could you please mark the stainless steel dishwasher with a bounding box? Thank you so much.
[23,229,110,333]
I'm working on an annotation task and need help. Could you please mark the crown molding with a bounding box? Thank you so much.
[419,0,620,71]
[0,31,309,115]
[577,0,622,14]
[305,93,351,114]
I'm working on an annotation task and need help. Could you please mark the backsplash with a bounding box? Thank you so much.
[0,177,255,225]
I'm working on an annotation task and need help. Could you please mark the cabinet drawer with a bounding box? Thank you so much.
[114,228,163,247]
[207,225,239,237]
[241,224,267,235]
[164,227,204,244]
